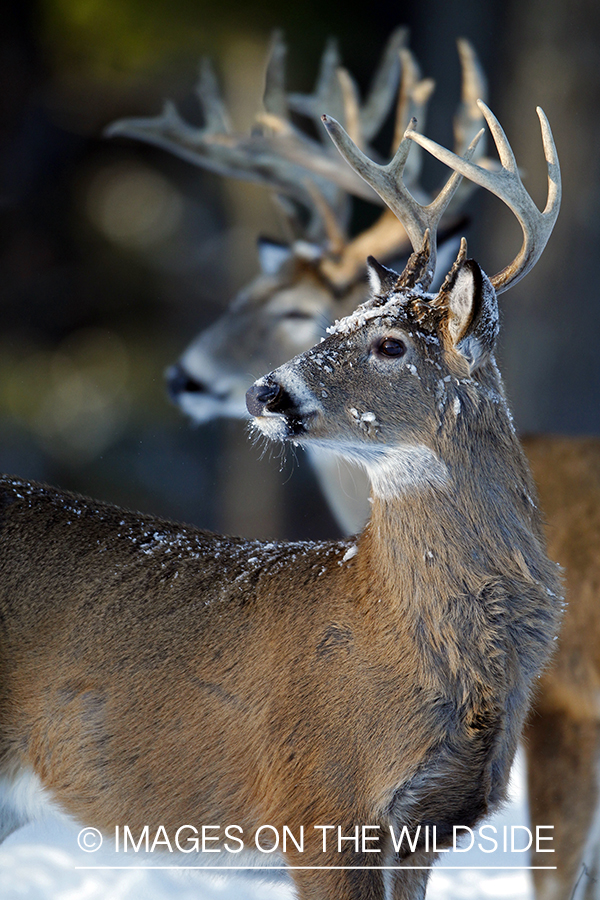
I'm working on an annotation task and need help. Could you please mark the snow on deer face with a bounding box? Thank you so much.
[247,250,499,496]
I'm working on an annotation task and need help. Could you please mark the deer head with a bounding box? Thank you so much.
[248,101,560,499]
[247,241,497,493]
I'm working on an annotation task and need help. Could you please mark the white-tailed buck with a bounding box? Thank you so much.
[110,35,600,898]
[0,86,562,899]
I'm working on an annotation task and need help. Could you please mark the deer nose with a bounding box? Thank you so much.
[165,363,206,400]
[246,380,285,417]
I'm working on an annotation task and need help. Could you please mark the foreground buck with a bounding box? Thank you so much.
[134,38,600,897]
[110,35,600,896]
[0,98,562,899]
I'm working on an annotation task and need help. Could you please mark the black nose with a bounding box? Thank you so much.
[246,380,284,416]
[165,363,206,401]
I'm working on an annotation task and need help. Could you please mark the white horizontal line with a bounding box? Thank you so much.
[75,865,557,871]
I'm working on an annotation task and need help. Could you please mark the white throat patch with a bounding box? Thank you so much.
[308,441,449,498]
[364,445,450,498]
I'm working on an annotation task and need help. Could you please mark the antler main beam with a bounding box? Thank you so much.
[105,95,379,206]
[407,100,561,293]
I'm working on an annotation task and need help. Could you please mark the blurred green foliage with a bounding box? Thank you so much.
[41,0,342,80]
[39,0,383,88]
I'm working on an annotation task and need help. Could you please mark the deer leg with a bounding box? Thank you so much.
[390,862,431,900]
[290,864,387,900]
[524,708,600,900]
[286,841,387,900]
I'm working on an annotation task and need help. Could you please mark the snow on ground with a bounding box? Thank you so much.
[0,753,537,900]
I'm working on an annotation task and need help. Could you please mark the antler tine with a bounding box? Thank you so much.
[336,67,362,146]
[454,38,488,156]
[320,208,411,287]
[322,113,483,287]
[302,179,348,254]
[440,38,488,216]
[195,58,232,134]
[287,38,346,128]
[392,48,435,194]
[105,54,233,146]
[262,30,288,119]
[407,100,562,293]
[360,26,408,141]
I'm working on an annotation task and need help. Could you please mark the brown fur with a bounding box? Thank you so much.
[0,257,562,900]
[171,258,600,898]
[523,435,600,900]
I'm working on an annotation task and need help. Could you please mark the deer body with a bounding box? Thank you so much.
[0,250,561,898]
[115,29,593,893]
[0,38,560,895]
[0,480,369,841]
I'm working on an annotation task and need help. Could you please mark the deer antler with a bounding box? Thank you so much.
[407,100,561,293]
[106,33,491,288]
[105,33,391,233]
[454,39,488,161]
[321,113,483,288]
[318,39,488,288]
[316,48,434,285]
[287,27,409,147]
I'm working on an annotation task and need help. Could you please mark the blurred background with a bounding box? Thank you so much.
[0,0,598,542]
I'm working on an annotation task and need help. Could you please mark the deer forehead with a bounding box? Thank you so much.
[229,272,287,313]
[328,286,444,342]
[267,283,333,318]
[232,257,328,312]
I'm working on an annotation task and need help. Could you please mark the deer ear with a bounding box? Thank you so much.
[257,238,293,275]
[439,255,499,371]
[366,256,400,295]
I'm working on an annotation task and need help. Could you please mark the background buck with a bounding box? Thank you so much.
[110,33,600,899]
[0,101,561,900]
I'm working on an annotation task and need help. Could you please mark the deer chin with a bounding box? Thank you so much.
[251,411,290,441]
[176,390,250,424]
[252,408,312,442]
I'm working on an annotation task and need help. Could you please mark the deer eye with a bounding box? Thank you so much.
[374,337,406,358]
[281,310,315,321]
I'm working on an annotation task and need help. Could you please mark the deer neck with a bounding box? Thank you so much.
[355,404,540,609]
